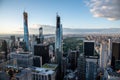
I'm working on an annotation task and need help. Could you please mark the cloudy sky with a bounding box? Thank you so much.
[0,0,120,34]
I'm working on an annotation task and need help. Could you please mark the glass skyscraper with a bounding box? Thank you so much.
[55,14,63,80]
[23,11,29,51]
[55,14,63,64]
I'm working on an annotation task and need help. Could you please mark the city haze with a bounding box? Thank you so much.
[0,0,120,34]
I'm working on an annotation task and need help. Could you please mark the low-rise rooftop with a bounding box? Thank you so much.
[107,68,120,77]
[34,67,54,75]
[42,63,58,70]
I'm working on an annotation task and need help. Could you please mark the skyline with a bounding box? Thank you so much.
[0,0,120,34]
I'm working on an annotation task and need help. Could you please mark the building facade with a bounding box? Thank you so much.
[84,41,94,56]
[111,42,120,70]
[10,52,33,67]
[86,56,98,80]
[23,11,29,51]
[100,42,108,69]
[77,54,86,80]
[34,44,49,65]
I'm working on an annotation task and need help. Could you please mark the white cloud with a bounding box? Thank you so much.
[86,0,120,21]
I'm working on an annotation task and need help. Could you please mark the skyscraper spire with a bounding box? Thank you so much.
[56,14,60,28]
[23,11,29,51]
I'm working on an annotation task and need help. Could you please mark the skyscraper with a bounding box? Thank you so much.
[34,44,49,65]
[111,42,120,70]
[84,41,94,56]
[33,56,42,67]
[55,14,63,79]
[1,40,8,60]
[86,56,98,80]
[10,36,15,51]
[23,11,29,51]
[69,51,77,71]
[99,42,108,69]
[10,52,33,68]
[107,39,112,66]
[77,54,86,80]
[39,27,44,44]
[55,14,63,64]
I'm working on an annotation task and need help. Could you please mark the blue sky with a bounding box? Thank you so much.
[0,0,120,34]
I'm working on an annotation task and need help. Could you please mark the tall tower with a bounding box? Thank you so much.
[55,14,62,63]
[77,54,86,80]
[84,41,95,56]
[39,27,44,44]
[55,14,63,79]
[111,42,120,70]
[100,42,108,69]
[23,11,29,51]
[107,39,112,66]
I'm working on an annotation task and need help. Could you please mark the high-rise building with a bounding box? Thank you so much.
[107,39,112,66]
[49,45,55,63]
[10,36,15,41]
[115,60,120,70]
[62,57,68,76]
[86,56,98,80]
[0,71,9,80]
[23,11,29,51]
[104,68,120,80]
[69,51,77,71]
[84,41,94,56]
[10,51,33,68]
[55,14,63,79]
[10,36,15,51]
[30,35,37,52]
[36,37,40,44]
[77,54,86,80]
[1,40,8,60]
[34,44,49,65]
[55,14,63,63]
[33,56,42,67]
[15,68,32,80]
[112,42,120,60]
[111,42,120,70]
[99,42,108,69]
[79,39,84,54]
[32,63,58,80]
[39,27,44,43]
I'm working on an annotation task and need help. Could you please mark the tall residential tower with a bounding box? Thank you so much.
[55,14,63,79]
[39,27,44,44]
[55,14,63,64]
[23,11,29,51]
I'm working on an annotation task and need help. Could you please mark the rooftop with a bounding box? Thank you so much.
[10,51,32,56]
[15,68,31,77]
[35,43,49,46]
[67,72,75,79]
[84,40,95,42]
[106,68,120,77]
[85,56,99,59]
[42,63,58,70]
[34,67,55,75]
